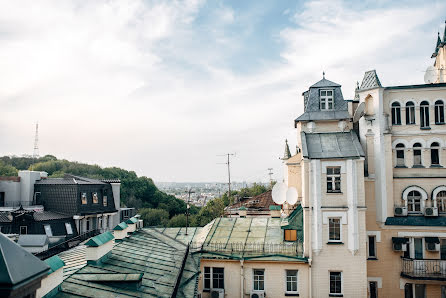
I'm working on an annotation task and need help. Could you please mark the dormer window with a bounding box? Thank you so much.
[320,89,334,110]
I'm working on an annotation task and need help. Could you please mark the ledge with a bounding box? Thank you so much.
[430,165,443,168]
[285,293,299,296]
[420,127,431,130]
[326,192,343,195]
[329,294,343,297]
[412,165,425,168]
[327,242,344,245]
[395,165,407,168]
[367,257,378,261]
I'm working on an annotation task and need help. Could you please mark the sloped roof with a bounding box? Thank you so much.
[33,211,71,221]
[113,222,128,231]
[310,78,341,88]
[126,217,138,224]
[295,110,350,122]
[301,131,365,159]
[0,233,49,286]
[225,190,278,212]
[360,70,382,90]
[84,231,114,247]
[36,174,106,185]
[44,255,65,274]
[17,235,49,247]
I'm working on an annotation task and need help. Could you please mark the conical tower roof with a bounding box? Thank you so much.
[283,139,291,160]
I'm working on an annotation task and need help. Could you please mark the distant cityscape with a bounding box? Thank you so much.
[156,182,269,207]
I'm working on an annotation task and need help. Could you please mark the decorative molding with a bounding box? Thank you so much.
[392,139,410,149]
[408,138,427,148]
[367,277,382,288]
[322,212,348,224]
[366,231,381,242]
[347,159,359,255]
[321,161,346,173]
[398,231,446,238]
[311,160,322,253]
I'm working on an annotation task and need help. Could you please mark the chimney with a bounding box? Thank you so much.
[112,222,129,241]
[85,232,115,265]
[125,217,138,233]
[238,206,247,217]
[36,256,65,298]
[269,205,281,218]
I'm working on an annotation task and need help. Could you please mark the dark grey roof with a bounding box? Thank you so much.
[385,82,446,90]
[360,70,382,90]
[33,211,71,221]
[301,131,365,159]
[310,78,341,88]
[0,212,12,223]
[386,216,446,226]
[0,233,49,286]
[295,110,350,122]
[17,235,49,247]
[101,179,121,183]
[36,175,106,185]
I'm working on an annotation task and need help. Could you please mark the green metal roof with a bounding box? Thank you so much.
[44,255,65,274]
[269,205,281,211]
[113,222,128,231]
[239,206,247,210]
[84,231,114,247]
[125,217,138,224]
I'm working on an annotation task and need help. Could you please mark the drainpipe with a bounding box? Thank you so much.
[240,259,244,298]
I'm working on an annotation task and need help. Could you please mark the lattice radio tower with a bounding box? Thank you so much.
[32,123,39,170]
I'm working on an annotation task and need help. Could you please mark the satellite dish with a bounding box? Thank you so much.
[353,102,365,123]
[424,66,438,84]
[286,187,298,205]
[272,182,286,204]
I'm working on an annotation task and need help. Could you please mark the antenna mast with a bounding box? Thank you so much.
[267,168,274,187]
[218,153,235,204]
[32,123,39,170]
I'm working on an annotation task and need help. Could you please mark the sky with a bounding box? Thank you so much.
[0,0,445,183]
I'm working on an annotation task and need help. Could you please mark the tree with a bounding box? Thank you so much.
[0,161,18,176]
[140,208,169,227]
[168,214,187,227]
[195,197,225,226]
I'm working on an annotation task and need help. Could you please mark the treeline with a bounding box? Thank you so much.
[0,155,199,226]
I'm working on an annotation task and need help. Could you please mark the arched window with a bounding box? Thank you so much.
[391,102,401,125]
[407,190,421,212]
[420,101,430,128]
[431,142,440,165]
[396,143,405,167]
[435,100,445,124]
[413,143,422,166]
[436,191,446,213]
[406,102,415,124]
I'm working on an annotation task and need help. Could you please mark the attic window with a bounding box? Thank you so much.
[320,89,334,110]
[284,229,297,241]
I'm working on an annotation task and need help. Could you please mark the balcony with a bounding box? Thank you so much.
[401,258,446,281]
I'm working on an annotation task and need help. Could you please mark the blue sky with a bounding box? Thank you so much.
[0,0,445,182]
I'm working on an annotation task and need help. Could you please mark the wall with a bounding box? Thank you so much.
[36,267,64,298]
[19,171,44,205]
[0,178,21,207]
[86,239,114,263]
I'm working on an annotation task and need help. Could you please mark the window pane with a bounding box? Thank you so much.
[286,270,298,292]
[330,272,342,294]
[44,224,53,237]
[415,284,425,298]
[414,238,423,260]
[329,218,341,241]
[431,149,439,165]
[368,236,376,257]
[65,223,73,235]
[370,281,378,298]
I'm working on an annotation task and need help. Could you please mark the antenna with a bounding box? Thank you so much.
[267,168,274,187]
[185,188,195,235]
[353,102,366,123]
[217,153,236,204]
[424,66,438,84]
[32,122,39,170]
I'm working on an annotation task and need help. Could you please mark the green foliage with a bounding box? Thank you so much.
[168,214,187,227]
[140,208,169,227]
[0,160,18,176]
[195,197,225,226]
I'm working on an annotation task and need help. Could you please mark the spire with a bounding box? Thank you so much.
[432,31,442,58]
[283,139,291,160]
[323,71,325,79]
[354,81,360,101]
[443,20,446,44]
[295,145,300,155]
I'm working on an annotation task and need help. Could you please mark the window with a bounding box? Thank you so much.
[329,272,342,295]
[391,102,401,125]
[286,270,298,293]
[406,102,416,124]
[437,191,446,213]
[327,167,341,193]
[65,222,73,235]
[103,195,108,206]
[212,267,224,289]
[284,229,297,241]
[431,142,440,165]
[86,218,91,231]
[104,216,108,230]
[441,239,446,260]
[81,193,87,205]
[20,226,27,235]
[329,218,341,242]
[204,267,211,290]
[414,238,423,260]
[405,283,425,298]
[253,269,265,291]
[0,192,4,207]
[435,100,445,124]
[320,90,334,110]
[44,224,53,237]
[420,101,430,128]
[92,192,99,204]
[407,191,422,212]
[413,143,422,166]
[369,281,378,298]
[396,144,405,167]
[368,235,377,258]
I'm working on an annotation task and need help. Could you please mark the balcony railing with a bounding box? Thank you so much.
[401,258,446,281]
[34,229,101,260]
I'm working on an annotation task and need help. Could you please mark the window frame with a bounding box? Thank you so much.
[431,142,440,166]
[92,192,99,204]
[329,271,343,296]
[413,143,423,167]
[328,218,342,242]
[395,143,405,167]
[253,269,265,291]
[407,190,422,213]
[81,193,87,205]
[369,281,378,298]
[20,226,27,235]
[320,89,334,111]
[368,235,377,259]
[391,102,402,125]
[326,167,341,193]
[103,195,108,206]
[44,224,53,237]
[420,101,430,128]
[212,267,224,289]
[285,270,299,294]
[406,101,416,125]
[284,229,297,242]
[435,100,445,125]
[436,191,446,213]
[65,222,73,235]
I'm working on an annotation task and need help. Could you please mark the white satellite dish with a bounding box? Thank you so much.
[353,102,365,123]
[424,66,438,84]
[286,187,298,205]
[272,182,286,204]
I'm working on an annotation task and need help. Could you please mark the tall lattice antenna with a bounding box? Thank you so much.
[32,123,39,170]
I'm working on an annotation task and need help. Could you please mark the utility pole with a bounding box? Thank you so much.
[218,153,235,204]
[267,168,274,187]
[185,189,195,235]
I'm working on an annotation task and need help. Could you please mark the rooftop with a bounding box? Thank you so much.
[301,131,365,159]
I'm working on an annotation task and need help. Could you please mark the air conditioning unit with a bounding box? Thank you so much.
[394,206,408,217]
[250,291,265,298]
[210,289,224,298]
[426,242,440,251]
[424,207,438,217]
[393,242,407,252]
